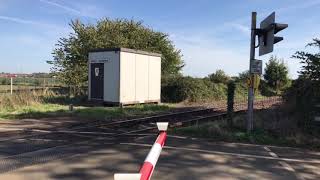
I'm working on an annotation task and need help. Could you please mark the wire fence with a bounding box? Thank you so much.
[211,95,282,112]
[0,77,63,94]
[0,76,283,112]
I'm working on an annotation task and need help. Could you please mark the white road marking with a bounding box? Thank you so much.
[263,146,271,152]
[16,138,68,142]
[264,146,305,180]
[269,152,278,158]
[279,161,295,172]
[121,143,320,164]
[0,127,116,135]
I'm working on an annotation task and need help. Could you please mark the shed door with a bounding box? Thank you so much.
[90,63,104,100]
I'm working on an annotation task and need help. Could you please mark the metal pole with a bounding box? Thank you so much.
[247,12,256,133]
[10,77,13,95]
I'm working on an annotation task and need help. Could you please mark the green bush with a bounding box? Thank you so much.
[284,78,320,128]
[234,82,248,99]
[0,78,10,85]
[208,69,230,84]
[161,76,227,103]
[259,80,277,96]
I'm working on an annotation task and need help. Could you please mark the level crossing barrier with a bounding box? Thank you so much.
[114,122,168,180]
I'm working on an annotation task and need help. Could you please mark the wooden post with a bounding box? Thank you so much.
[10,77,13,95]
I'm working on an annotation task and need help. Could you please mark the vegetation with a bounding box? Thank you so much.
[294,39,320,81]
[263,56,290,94]
[1,78,10,85]
[161,76,228,103]
[161,73,254,103]
[48,19,184,94]
[235,70,250,83]
[284,38,320,128]
[0,90,172,120]
[208,69,230,84]
[172,109,320,149]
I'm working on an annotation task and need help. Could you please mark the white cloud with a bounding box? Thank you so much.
[72,2,106,19]
[227,23,250,36]
[39,0,104,19]
[0,15,40,25]
[0,15,70,34]
[39,0,81,15]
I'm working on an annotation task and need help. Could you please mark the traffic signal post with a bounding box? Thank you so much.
[247,12,287,133]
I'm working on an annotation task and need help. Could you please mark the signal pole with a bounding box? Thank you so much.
[246,11,287,133]
[247,12,256,133]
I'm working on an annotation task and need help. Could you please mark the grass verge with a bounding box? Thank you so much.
[0,90,174,120]
[171,111,320,150]
[0,103,173,120]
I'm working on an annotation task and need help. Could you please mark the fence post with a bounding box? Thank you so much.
[227,81,235,127]
[10,77,13,95]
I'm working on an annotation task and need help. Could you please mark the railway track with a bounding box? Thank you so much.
[0,107,228,173]
[0,97,282,173]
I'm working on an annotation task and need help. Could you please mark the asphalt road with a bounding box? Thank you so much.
[0,118,319,180]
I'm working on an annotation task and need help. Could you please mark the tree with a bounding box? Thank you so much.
[263,56,289,94]
[236,70,250,83]
[208,69,230,84]
[293,39,320,81]
[285,39,320,128]
[48,19,184,94]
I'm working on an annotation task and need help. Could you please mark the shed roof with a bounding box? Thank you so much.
[89,48,162,57]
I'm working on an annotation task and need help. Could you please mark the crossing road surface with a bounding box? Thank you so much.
[0,118,319,180]
[0,134,319,179]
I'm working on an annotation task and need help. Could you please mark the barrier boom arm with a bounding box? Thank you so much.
[114,122,168,180]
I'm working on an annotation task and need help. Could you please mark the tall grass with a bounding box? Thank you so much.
[0,89,173,120]
[0,89,57,111]
[172,109,320,149]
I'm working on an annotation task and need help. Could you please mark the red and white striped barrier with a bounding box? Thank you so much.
[114,122,168,180]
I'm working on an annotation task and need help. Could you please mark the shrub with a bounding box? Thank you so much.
[284,78,319,128]
[161,76,227,103]
[208,69,230,84]
[284,38,320,128]
[259,80,277,96]
[234,82,248,99]
[1,78,10,85]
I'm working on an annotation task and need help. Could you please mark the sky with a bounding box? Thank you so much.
[0,0,320,79]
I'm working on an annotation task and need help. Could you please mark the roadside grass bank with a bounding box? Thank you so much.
[171,109,320,150]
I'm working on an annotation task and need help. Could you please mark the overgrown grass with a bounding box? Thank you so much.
[171,123,285,145]
[0,90,173,120]
[72,104,172,120]
[172,110,320,149]
[0,104,69,119]
[0,103,172,120]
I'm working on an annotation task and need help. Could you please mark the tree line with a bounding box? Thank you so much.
[47,18,319,111]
